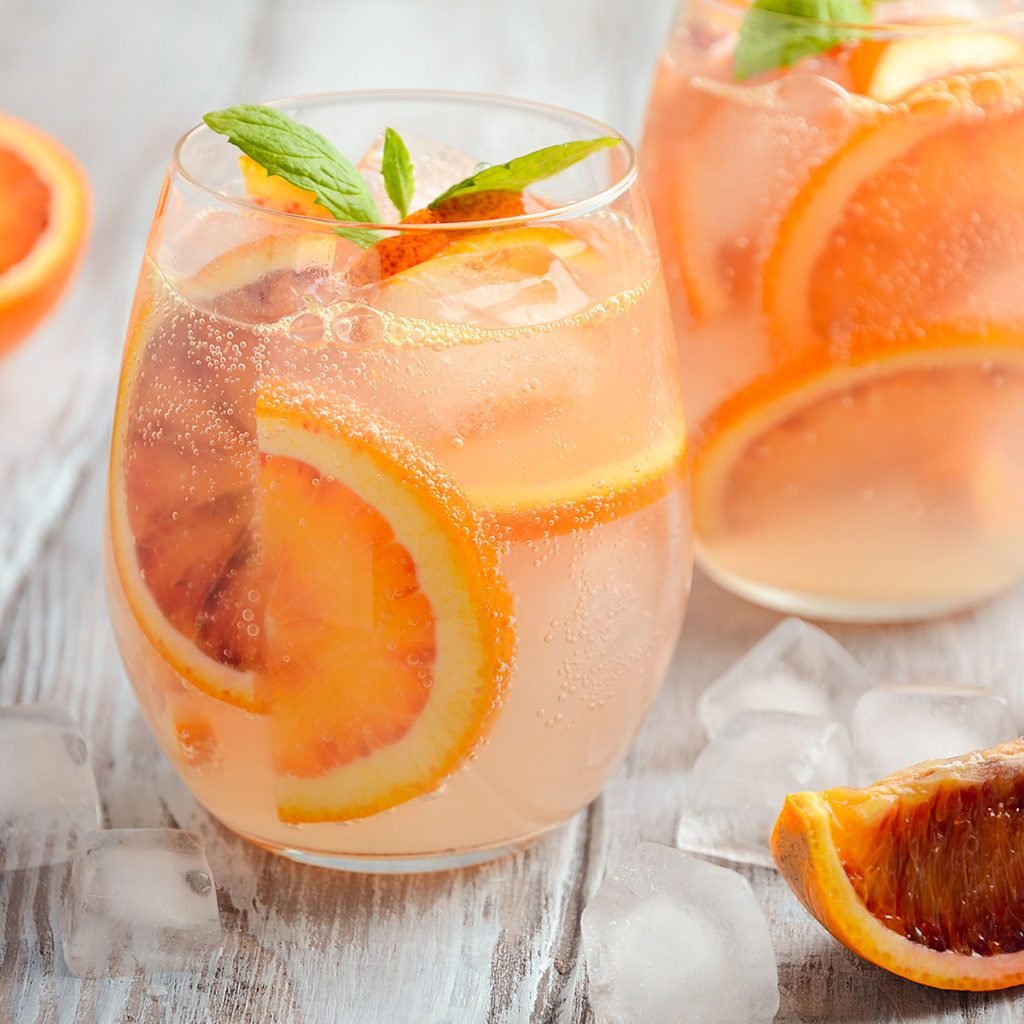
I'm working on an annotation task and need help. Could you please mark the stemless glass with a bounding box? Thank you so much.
[643,3,1024,621]
[105,91,692,872]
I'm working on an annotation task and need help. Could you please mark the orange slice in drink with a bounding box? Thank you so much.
[379,224,598,325]
[378,224,688,539]
[256,383,513,822]
[773,740,1024,990]
[764,68,1024,362]
[693,327,1024,545]
[0,111,90,354]
[108,233,347,713]
[669,75,867,321]
[849,33,1024,101]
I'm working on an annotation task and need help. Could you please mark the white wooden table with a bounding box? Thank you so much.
[2,1,1024,1020]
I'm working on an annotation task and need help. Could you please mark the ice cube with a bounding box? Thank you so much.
[0,704,102,871]
[581,843,779,1024]
[379,231,594,329]
[698,618,874,739]
[357,132,479,221]
[678,710,853,867]
[852,685,1018,784]
[62,829,223,978]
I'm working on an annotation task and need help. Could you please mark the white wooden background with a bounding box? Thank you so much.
[3,1,1024,1020]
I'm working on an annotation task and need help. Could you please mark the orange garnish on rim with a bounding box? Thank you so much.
[773,740,1024,991]
[0,111,89,355]
[238,153,334,219]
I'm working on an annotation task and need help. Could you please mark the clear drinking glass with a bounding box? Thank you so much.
[643,2,1024,621]
[105,91,692,872]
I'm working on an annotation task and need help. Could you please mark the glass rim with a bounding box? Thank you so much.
[700,0,1024,34]
[171,88,638,233]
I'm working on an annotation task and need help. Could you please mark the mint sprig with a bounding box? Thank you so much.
[204,105,382,246]
[733,0,872,80]
[381,127,415,219]
[429,137,620,208]
[204,105,622,240]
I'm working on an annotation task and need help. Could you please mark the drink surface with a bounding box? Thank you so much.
[643,4,1024,618]
[106,202,691,860]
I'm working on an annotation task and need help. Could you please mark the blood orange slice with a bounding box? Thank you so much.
[0,111,89,354]
[764,68,1024,362]
[773,739,1024,990]
[256,383,513,822]
[693,327,1024,552]
[107,234,341,712]
[848,33,1024,102]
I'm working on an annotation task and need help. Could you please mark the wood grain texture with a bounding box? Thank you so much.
[1,0,1023,1021]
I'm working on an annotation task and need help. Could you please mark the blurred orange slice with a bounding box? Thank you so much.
[763,68,1024,362]
[693,327,1024,542]
[849,33,1024,101]
[0,111,89,354]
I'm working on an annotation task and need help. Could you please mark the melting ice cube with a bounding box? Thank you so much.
[678,709,854,867]
[0,704,101,871]
[581,843,779,1024]
[852,684,1018,783]
[62,828,223,978]
[698,618,873,739]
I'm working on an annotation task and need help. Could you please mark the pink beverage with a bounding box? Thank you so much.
[644,0,1024,621]
[106,92,692,870]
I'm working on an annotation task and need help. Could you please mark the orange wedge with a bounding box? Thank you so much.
[0,111,89,355]
[256,383,513,822]
[763,68,1024,363]
[773,740,1024,991]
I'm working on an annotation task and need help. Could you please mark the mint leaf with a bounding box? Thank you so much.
[381,127,415,219]
[203,105,382,245]
[429,137,620,208]
[734,0,871,80]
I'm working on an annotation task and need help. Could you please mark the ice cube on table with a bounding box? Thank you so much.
[678,709,853,867]
[698,618,874,739]
[357,132,480,221]
[581,843,779,1024]
[852,685,1018,784]
[62,829,223,978]
[0,704,101,871]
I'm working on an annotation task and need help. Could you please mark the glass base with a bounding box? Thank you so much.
[698,554,1003,624]
[231,824,555,874]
